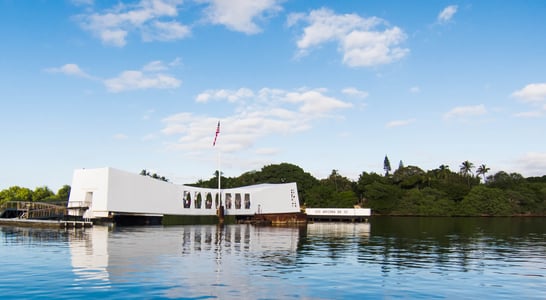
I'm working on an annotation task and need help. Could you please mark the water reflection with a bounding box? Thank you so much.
[58,219,546,298]
[2,218,545,299]
[65,223,373,297]
[69,226,110,286]
[1,226,69,244]
[361,217,546,277]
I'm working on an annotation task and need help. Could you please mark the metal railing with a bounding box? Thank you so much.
[0,201,67,219]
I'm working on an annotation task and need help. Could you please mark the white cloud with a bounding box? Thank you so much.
[287,8,409,67]
[511,83,546,103]
[168,57,182,67]
[100,29,128,47]
[444,104,487,120]
[142,21,191,42]
[255,148,279,155]
[105,70,181,92]
[113,133,129,140]
[104,59,182,92]
[285,12,304,27]
[76,0,188,47]
[285,90,352,114]
[409,86,420,93]
[161,87,352,153]
[201,0,283,34]
[341,27,409,67]
[46,60,180,93]
[438,5,458,24]
[196,88,255,103]
[513,111,543,118]
[342,87,369,99]
[386,118,416,128]
[45,63,93,79]
[143,60,168,72]
[515,152,546,177]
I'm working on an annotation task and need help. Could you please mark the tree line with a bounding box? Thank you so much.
[0,185,71,205]
[2,158,544,216]
[190,158,546,216]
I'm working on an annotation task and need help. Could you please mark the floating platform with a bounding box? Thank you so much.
[0,218,92,229]
[305,208,371,222]
[239,212,308,225]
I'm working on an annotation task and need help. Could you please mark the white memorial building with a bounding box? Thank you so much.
[67,167,301,223]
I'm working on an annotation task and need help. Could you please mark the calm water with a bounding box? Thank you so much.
[1,217,545,299]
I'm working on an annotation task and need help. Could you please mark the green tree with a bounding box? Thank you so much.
[355,171,387,204]
[394,188,453,216]
[460,160,475,187]
[257,163,319,205]
[305,185,335,208]
[476,164,490,183]
[0,186,33,204]
[182,161,546,216]
[459,160,474,177]
[459,186,512,216]
[384,155,392,176]
[487,171,524,189]
[437,164,451,180]
[392,165,426,189]
[139,169,169,182]
[335,191,358,208]
[57,185,71,202]
[32,186,55,202]
[195,163,319,206]
[325,169,353,193]
[365,181,403,214]
[329,169,339,191]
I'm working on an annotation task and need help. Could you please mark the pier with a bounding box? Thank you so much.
[0,201,92,229]
[305,208,371,222]
[0,218,92,229]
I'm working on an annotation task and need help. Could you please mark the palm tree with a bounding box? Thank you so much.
[476,164,490,183]
[438,164,450,180]
[460,160,474,187]
[459,160,474,176]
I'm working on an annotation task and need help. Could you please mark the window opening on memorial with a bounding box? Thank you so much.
[205,193,212,209]
[225,193,232,209]
[244,193,250,209]
[84,191,93,206]
[215,193,219,208]
[195,192,202,209]
[183,191,191,208]
[235,193,242,209]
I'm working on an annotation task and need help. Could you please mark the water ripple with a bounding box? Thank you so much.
[1,218,546,299]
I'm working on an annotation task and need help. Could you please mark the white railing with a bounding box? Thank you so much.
[305,208,371,217]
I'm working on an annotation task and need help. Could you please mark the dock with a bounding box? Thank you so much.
[0,218,92,229]
[305,208,371,222]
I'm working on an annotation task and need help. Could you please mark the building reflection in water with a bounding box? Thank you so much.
[69,226,110,287]
[68,222,371,296]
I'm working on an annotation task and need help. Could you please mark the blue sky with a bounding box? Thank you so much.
[1,0,545,191]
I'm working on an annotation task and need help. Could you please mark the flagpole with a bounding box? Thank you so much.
[217,149,221,202]
[213,121,224,223]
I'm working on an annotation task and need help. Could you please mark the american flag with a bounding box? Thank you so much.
[213,121,220,146]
